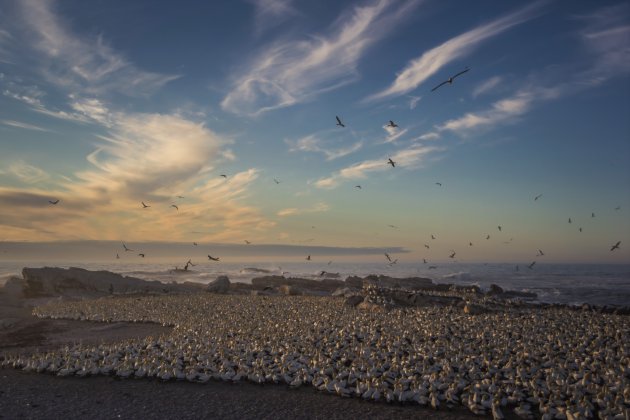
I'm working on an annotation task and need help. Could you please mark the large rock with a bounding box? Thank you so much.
[344,295,364,307]
[18,267,203,298]
[1,277,25,298]
[207,276,230,294]
[488,284,504,295]
[360,275,434,290]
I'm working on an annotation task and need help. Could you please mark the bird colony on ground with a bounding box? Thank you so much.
[3,294,629,419]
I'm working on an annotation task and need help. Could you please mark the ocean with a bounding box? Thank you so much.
[1,261,629,307]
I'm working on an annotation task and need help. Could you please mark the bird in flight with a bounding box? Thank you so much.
[176,196,185,199]
[138,253,145,258]
[335,116,345,127]
[193,242,198,246]
[591,212,595,218]
[388,259,398,266]
[528,261,536,270]
[384,252,392,262]
[534,194,542,201]
[615,206,621,211]
[424,244,430,249]
[435,182,442,187]
[431,234,436,240]
[171,204,179,211]
[116,253,119,259]
[388,224,398,229]
[387,120,398,128]
[306,255,311,261]
[579,227,583,232]
[48,199,59,205]
[469,242,473,246]
[568,217,572,224]
[274,178,280,184]
[387,158,396,167]
[122,243,133,252]
[423,258,427,264]
[355,185,362,189]
[141,202,150,208]
[486,235,490,240]
[497,226,502,231]
[431,68,470,92]
[207,255,220,261]
[220,174,227,178]
[244,240,251,245]
[537,249,544,256]
[449,251,456,259]
[610,241,621,251]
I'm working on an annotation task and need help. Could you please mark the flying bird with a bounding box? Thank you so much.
[388,224,398,229]
[431,68,470,92]
[469,242,473,246]
[387,158,396,167]
[528,261,536,270]
[244,240,251,245]
[355,185,362,189]
[274,178,280,184]
[171,204,179,211]
[486,235,490,240]
[449,251,456,259]
[388,259,398,266]
[615,206,621,210]
[431,234,436,240]
[568,217,572,224]
[116,253,119,259]
[579,227,583,232]
[424,244,430,249]
[537,249,544,256]
[384,252,392,262]
[207,255,220,261]
[497,226,502,231]
[138,253,145,258]
[193,242,198,246]
[176,196,185,199]
[306,255,311,261]
[423,258,427,264]
[220,174,227,178]
[435,182,442,187]
[387,120,398,128]
[335,116,345,128]
[610,241,621,251]
[122,243,133,252]
[534,194,542,201]
[141,202,150,208]
[48,199,59,205]
[591,212,595,218]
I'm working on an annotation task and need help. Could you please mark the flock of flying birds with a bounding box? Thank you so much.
[44,66,623,269]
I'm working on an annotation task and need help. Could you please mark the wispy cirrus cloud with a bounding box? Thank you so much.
[250,0,298,35]
[365,1,546,102]
[277,202,330,217]
[14,0,179,96]
[286,134,363,161]
[314,144,442,189]
[472,76,503,97]
[6,161,50,184]
[1,119,51,132]
[222,0,419,116]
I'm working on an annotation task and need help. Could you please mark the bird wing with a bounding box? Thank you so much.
[431,80,449,92]
[452,68,470,79]
[336,116,342,124]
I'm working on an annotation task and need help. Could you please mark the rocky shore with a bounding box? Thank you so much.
[1,267,629,419]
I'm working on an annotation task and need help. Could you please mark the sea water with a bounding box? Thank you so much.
[1,261,629,307]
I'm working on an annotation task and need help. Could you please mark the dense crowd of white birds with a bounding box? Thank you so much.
[2,294,629,419]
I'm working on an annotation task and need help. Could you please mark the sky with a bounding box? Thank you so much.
[0,0,629,263]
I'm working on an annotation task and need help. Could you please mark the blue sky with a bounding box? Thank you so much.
[0,0,628,263]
